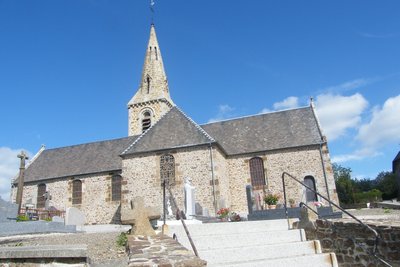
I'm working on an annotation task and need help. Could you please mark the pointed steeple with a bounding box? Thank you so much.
[127,24,174,136]
[128,24,173,105]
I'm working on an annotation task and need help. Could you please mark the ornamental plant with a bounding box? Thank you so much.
[264,193,279,205]
[216,208,230,219]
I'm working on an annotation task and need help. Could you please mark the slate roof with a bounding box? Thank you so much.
[201,106,323,155]
[22,136,138,183]
[122,107,214,155]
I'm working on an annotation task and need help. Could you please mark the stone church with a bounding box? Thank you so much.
[11,24,339,224]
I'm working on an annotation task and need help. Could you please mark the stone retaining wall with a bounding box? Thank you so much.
[305,219,400,267]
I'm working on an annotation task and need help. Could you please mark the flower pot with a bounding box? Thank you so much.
[268,205,276,209]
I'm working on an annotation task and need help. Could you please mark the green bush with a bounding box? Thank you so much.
[116,232,128,247]
[353,189,382,204]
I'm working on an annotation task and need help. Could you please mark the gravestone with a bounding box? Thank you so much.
[0,198,18,222]
[195,203,203,216]
[184,178,195,219]
[219,198,226,209]
[65,207,85,226]
[246,185,253,214]
[203,208,209,217]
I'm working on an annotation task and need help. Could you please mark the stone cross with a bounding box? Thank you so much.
[16,151,29,213]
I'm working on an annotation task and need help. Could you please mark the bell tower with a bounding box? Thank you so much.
[128,24,174,136]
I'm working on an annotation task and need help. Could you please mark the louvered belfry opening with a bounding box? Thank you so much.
[142,111,152,132]
[111,175,122,201]
[37,183,46,209]
[249,157,266,187]
[160,154,175,186]
[72,180,82,205]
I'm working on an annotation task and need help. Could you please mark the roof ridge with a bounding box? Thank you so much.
[121,107,174,155]
[174,106,215,142]
[202,105,310,126]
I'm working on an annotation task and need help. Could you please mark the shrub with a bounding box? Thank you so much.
[116,232,128,247]
[16,215,29,222]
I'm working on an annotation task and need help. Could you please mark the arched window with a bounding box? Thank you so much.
[111,175,122,201]
[249,157,266,187]
[72,180,82,205]
[160,154,175,185]
[37,184,46,209]
[146,76,151,94]
[142,111,152,133]
[304,176,317,202]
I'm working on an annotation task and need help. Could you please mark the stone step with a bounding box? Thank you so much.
[211,253,338,267]
[167,219,289,237]
[172,228,306,250]
[198,240,321,265]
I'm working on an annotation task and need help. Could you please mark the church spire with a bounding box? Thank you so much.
[128,24,173,106]
[127,24,174,136]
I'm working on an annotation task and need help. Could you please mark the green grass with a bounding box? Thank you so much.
[116,232,128,247]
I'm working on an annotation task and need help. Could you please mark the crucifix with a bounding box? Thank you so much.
[16,151,29,213]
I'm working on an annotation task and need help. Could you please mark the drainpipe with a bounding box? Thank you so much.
[209,143,217,215]
[319,142,332,207]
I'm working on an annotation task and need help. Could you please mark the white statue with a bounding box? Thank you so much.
[184,177,195,219]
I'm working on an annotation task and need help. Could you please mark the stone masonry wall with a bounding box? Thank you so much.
[227,145,339,214]
[122,145,220,216]
[305,219,400,267]
[18,172,125,225]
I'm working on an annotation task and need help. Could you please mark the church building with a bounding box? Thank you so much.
[11,24,339,224]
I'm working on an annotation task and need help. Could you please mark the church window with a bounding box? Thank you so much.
[249,157,266,187]
[72,180,82,205]
[37,183,46,209]
[160,154,175,185]
[111,175,122,201]
[142,111,152,132]
[304,176,318,202]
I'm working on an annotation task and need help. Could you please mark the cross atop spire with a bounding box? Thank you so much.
[128,24,173,106]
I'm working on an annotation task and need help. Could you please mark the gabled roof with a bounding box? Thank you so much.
[122,106,215,156]
[201,106,323,156]
[21,136,138,183]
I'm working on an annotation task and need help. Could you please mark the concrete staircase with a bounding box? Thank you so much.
[167,219,338,267]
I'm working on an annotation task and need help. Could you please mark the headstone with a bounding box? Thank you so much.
[184,178,195,219]
[195,202,203,216]
[52,216,64,223]
[65,207,85,226]
[203,208,209,217]
[246,185,253,214]
[293,206,316,231]
[0,198,18,222]
[121,197,157,236]
[218,198,226,209]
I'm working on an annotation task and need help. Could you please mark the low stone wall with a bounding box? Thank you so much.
[305,219,400,267]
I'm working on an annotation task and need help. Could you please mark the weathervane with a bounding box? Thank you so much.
[150,0,155,24]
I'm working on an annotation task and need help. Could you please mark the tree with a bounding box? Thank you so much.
[375,171,398,200]
[333,163,355,204]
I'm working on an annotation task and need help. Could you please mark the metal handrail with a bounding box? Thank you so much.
[167,186,199,257]
[282,172,392,267]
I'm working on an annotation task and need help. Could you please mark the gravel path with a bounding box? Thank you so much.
[0,232,128,266]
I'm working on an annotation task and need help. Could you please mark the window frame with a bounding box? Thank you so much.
[72,179,82,205]
[249,157,266,187]
[160,154,175,186]
[111,175,122,201]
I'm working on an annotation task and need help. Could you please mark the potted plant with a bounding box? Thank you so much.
[217,208,230,221]
[264,193,279,209]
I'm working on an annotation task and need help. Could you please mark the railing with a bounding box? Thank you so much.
[282,172,392,267]
[18,207,65,221]
[166,185,199,257]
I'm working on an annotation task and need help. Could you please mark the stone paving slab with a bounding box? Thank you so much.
[0,244,87,259]
[128,234,206,267]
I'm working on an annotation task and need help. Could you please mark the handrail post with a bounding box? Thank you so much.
[281,174,290,230]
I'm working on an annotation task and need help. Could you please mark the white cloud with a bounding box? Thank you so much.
[0,147,31,201]
[357,95,400,148]
[272,96,299,110]
[314,93,368,141]
[321,78,370,93]
[208,104,236,123]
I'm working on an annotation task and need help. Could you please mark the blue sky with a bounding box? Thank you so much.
[1,0,400,200]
